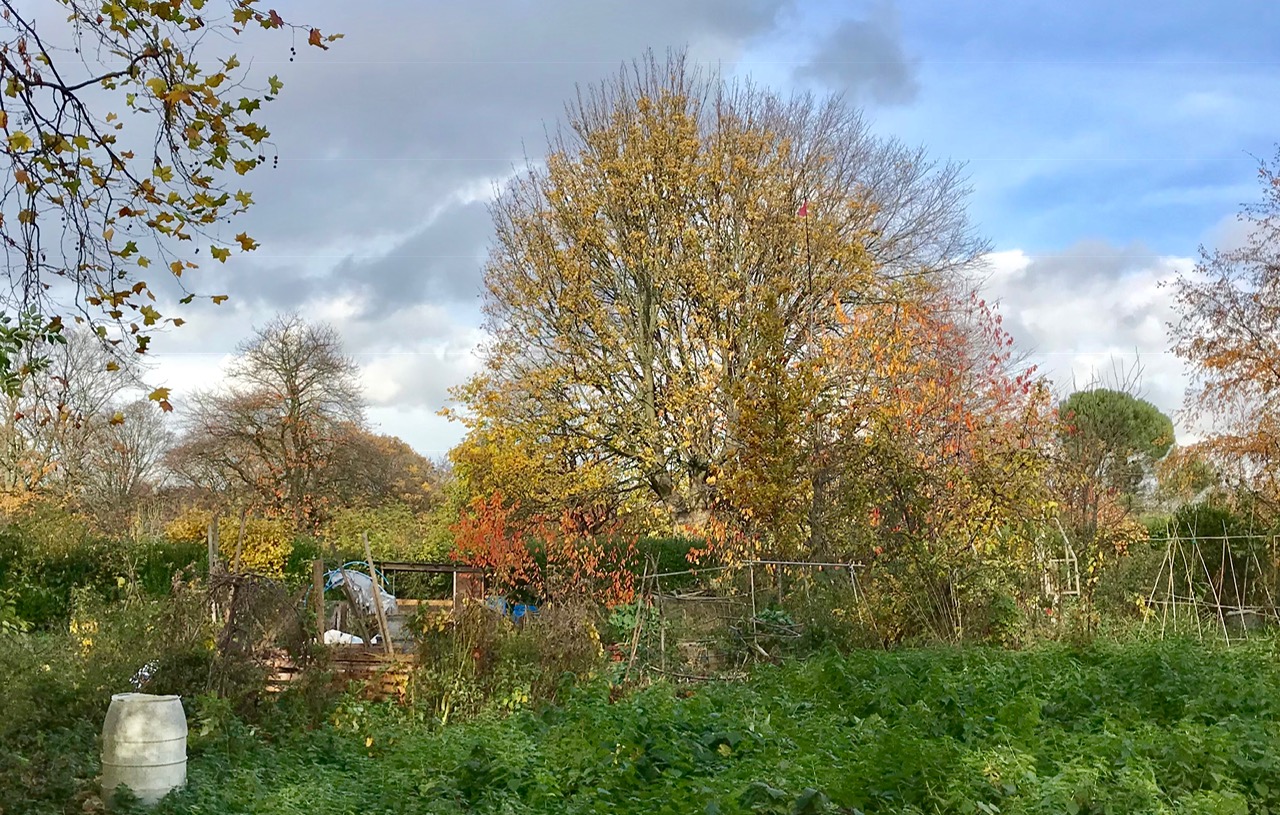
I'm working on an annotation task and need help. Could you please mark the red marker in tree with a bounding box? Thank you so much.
[797,201,810,217]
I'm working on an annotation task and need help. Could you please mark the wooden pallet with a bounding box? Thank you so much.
[263,646,414,700]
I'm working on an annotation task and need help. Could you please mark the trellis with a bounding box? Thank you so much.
[1143,533,1280,643]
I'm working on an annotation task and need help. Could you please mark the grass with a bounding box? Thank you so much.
[89,639,1280,815]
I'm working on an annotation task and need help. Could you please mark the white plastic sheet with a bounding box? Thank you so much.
[326,568,399,618]
[322,629,364,645]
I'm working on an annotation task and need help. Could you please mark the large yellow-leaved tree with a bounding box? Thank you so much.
[450,52,998,553]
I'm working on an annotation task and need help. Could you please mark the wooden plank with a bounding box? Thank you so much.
[260,649,412,701]
[362,532,394,656]
[375,561,483,574]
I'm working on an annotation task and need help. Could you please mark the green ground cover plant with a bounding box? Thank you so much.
[9,638,1279,815]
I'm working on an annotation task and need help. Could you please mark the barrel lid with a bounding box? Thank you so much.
[110,693,181,703]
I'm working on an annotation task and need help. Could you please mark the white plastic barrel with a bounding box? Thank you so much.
[101,693,188,805]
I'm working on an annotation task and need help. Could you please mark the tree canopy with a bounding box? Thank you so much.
[452,52,1050,565]
[168,314,364,527]
[1058,388,1174,497]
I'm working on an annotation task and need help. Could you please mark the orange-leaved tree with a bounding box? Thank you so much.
[1169,147,1280,512]
[813,284,1054,640]
[451,491,637,609]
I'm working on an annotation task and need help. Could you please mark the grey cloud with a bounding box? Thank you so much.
[235,0,792,248]
[359,340,482,410]
[1002,239,1163,294]
[989,239,1165,353]
[335,201,493,313]
[795,1,918,105]
[201,0,794,320]
[162,1,796,305]
[177,198,491,323]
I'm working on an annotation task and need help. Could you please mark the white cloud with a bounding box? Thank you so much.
[981,242,1198,440]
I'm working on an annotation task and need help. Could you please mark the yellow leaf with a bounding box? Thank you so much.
[235,232,258,252]
[105,361,120,372]
[109,412,125,425]
[210,245,231,262]
[8,131,32,151]
[145,77,168,97]
[147,388,170,403]
[211,295,229,305]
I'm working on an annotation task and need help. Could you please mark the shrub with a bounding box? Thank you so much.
[0,580,219,813]
[0,501,206,629]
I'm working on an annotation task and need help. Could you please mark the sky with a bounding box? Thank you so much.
[140,0,1280,456]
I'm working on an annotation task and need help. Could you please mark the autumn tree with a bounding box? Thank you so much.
[168,313,363,527]
[0,330,138,496]
[79,397,172,526]
[1169,146,1280,510]
[328,430,444,513]
[808,289,1053,638]
[453,52,988,538]
[0,1,337,388]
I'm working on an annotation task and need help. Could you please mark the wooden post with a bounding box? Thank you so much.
[206,516,218,576]
[312,558,326,641]
[362,532,393,655]
[232,506,248,573]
